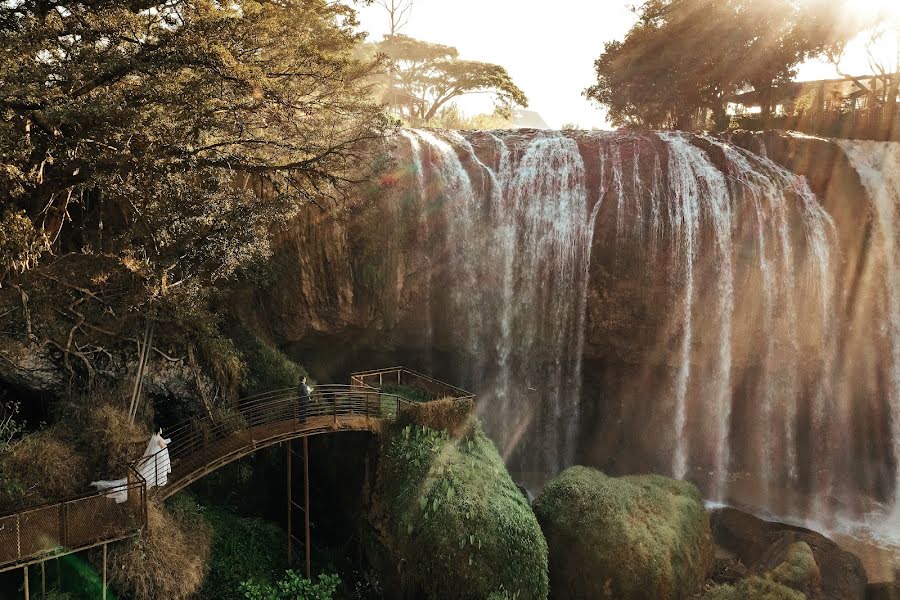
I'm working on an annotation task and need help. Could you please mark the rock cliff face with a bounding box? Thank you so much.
[239,129,897,536]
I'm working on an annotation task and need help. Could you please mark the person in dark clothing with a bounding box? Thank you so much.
[298,376,313,422]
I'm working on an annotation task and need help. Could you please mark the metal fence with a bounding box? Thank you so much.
[731,104,900,141]
[350,367,476,402]
[0,367,471,572]
[0,470,145,573]
[141,384,421,498]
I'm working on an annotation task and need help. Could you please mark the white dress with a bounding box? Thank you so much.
[91,432,172,502]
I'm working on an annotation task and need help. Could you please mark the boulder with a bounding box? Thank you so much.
[711,507,867,600]
[371,421,549,600]
[532,467,713,599]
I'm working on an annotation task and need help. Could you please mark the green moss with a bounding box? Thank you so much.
[770,542,820,593]
[377,422,548,600]
[232,331,307,396]
[702,576,807,600]
[532,466,712,600]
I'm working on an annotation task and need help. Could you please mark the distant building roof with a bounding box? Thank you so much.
[728,74,897,108]
[511,109,550,129]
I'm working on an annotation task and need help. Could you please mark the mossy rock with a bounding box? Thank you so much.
[770,542,820,594]
[376,422,548,599]
[702,576,807,600]
[532,466,713,600]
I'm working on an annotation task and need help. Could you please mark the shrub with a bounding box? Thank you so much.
[532,467,713,600]
[381,384,434,403]
[197,504,288,600]
[1,430,90,507]
[395,398,475,438]
[79,403,146,474]
[376,422,548,600]
[239,571,340,600]
[233,331,307,396]
[107,499,212,600]
[702,576,807,600]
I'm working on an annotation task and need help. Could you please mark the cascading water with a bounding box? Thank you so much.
[390,128,893,540]
[838,140,900,536]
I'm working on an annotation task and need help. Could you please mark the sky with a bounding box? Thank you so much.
[353,1,892,129]
[353,0,637,129]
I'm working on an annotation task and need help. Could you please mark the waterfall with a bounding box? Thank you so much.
[389,128,894,537]
[839,140,900,528]
[658,133,735,500]
[402,130,594,477]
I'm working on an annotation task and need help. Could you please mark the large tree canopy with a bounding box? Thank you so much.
[0,0,389,287]
[376,34,528,124]
[586,0,858,130]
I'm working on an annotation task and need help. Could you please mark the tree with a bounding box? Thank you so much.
[585,0,856,130]
[377,34,528,124]
[827,8,900,135]
[377,0,414,35]
[0,0,389,288]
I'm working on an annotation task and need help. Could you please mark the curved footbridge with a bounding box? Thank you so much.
[0,367,474,597]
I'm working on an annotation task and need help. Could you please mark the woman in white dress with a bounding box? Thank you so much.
[91,429,172,501]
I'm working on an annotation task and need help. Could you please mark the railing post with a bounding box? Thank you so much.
[59,503,67,548]
[333,391,337,425]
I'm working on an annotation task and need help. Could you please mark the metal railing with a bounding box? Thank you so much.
[140,384,420,498]
[350,367,476,402]
[0,368,472,572]
[0,468,146,573]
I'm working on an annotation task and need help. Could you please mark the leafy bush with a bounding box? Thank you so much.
[196,504,288,600]
[239,571,340,600]
[233,331,307,396]
[376,422,548,599]
[0,209,48,278]
[381,384,434,403]
[0,430,90,508]
[532,467,712,600]
[701,576,806,600]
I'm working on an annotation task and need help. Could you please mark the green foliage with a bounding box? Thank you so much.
[532,466,712,600]
[195,504,289,600]
[701,576,806,600]
[381,383,434,403]
[585,0,859,129]
[378,423,548,599]
[239,572,340,600]
[0,0,388,289]
[0,209,48,280]
[232,330,307,396]
[429,106,514,130]
[376,34,528,124]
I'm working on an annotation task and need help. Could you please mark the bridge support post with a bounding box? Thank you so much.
[102,543,107,600]
[40,561,45,599]
[287,441,293,565]
[23,565,28,600]
[304,437,310,580]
